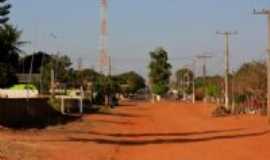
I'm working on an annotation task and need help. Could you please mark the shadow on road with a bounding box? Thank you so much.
[88,128,246,137]
[95,112,145,118]
[93,119,135,125]
[117,103,138,108]
[66,129,270,146]
[21,129,270,146]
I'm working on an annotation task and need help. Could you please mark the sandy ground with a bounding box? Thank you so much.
[0,101,270,160]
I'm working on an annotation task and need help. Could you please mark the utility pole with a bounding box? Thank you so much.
[217,31,238,110]
[192,59,196,104]
[51,69,55,97]
[77,57,83,71]
[254,9,270,121]
[108,56,112,76]
[49,33,58,97]
[182,64,191,101]
[196,54,212,100]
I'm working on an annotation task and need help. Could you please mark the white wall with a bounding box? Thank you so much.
[0,89,39,98]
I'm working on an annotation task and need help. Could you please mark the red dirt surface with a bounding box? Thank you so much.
[1,101,270,160]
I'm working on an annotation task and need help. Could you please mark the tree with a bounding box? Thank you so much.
[149,47,172,97]
[72,68,101,89]
[92,74,121,105]
[175,68,194,96]
[114,71,145,95]
[0,24,26,69]
[0,0,11,26]
[0,1,25,88]
[205,75,223,98]
[52,55,72,83]
[40,54,72,92]
[233,61,267,104]
[206,83,221,98]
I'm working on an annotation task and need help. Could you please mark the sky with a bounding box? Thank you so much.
[9,0,270,78]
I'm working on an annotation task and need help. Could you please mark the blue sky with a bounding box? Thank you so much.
[9,0,270,77]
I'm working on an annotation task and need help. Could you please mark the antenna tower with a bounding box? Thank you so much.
[99,0,109,74]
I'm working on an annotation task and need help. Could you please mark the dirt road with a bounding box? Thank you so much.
[1,101,270,160]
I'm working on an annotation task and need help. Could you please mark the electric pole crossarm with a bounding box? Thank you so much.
[253,9,270,15]
[192,59,196,104]
[216,31,238,36]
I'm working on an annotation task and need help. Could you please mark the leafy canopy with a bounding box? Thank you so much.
[148,47,171,96]
[114,71,145,95]
[175,68,194,94]
[0,0,11,25]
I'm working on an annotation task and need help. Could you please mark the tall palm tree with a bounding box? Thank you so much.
[0,24,26,69]
[0,0,11,25]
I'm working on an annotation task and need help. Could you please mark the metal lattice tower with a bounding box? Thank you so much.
[99,0,109,75]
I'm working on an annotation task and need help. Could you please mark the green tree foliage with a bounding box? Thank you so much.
[94,76,120,95]
[92,75,120,105]
[0,21,25,88]
[192,75,223,100]
[77,69,100,83]
[0,0,11,25]
[175,68,193,95]
[40,54,72,92]
[206,83,221,98]
[204,75,223,98]
[0,1,24,88]
[233,61,266,103]
[0,25,25,69]
[151,81,169,96]
[52,55,72,83]
[114,71,145,95]
[70,68,101,89]
[148,47,171,96]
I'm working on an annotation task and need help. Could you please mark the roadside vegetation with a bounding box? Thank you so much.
[148,47,172,101]
[0,0,269,129]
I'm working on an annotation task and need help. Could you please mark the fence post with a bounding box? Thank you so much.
[61,96,65,114]
[79,86,84,114]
